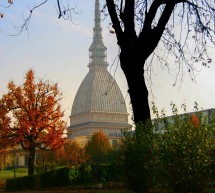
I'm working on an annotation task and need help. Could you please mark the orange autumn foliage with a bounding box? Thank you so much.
[0,69,67,175]
[53,140,88,167]
[190,113,199,128]
[0,99,13,150]
[85,130,111,164]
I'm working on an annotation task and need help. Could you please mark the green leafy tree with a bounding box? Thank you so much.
[155,103,215,193]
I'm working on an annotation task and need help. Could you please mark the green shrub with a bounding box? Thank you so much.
[5,175,40,191]
[40,170,55,187]
[34,165,43,174]
[108,162,124,180]
[156,103,215,193]
[22,175,40,189]
[69,166,78,180]
[77,164,92,183]
[91,164,111,181]
[5,166,70,191]
[120,121,159,193]
[55,167,70,186]
[40,166,70,187]
[70,163,122,185]
[6,178,20,191]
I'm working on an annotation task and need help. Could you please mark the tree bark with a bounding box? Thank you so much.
[120,46,150,125]
[28,146,35,176]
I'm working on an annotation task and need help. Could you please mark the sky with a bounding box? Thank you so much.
[1,0,215,126]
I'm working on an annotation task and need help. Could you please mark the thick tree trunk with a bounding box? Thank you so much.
[106,0,178,126]
[120,48,150,125]
[28,147,35,176]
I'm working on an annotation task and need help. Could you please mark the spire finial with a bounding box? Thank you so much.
[88,0,108,69]
[94,0,101,38]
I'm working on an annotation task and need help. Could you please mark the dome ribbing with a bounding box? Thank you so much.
[71,68,127,115]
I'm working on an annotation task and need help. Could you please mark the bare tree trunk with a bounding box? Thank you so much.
[106,0,177,125]
[120,47,150,125]
[28,147,35,176]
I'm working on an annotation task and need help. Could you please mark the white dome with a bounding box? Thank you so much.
[71,67,127,115]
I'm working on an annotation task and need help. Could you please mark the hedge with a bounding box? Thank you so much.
[71,163,123,184]
[5,166,70,191]
[5,164,123,191]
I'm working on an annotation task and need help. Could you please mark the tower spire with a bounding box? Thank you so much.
[88,0,108,69]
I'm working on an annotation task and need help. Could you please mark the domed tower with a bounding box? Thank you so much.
[68,0,130,146]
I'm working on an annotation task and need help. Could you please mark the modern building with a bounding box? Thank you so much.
[67,0,131,147]
[153,108,215,133]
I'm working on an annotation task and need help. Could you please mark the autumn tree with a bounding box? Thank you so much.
[0,69,67,176]
[85,130,111,164]
[52,140,88,167]
[0,102,12,151]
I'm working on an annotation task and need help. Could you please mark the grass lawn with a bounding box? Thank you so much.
[0,168,28,188]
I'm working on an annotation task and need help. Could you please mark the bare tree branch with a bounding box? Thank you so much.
[8,0,78,35]
[11,0,48,36]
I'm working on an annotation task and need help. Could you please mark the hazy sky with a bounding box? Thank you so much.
[1,0,215,125]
